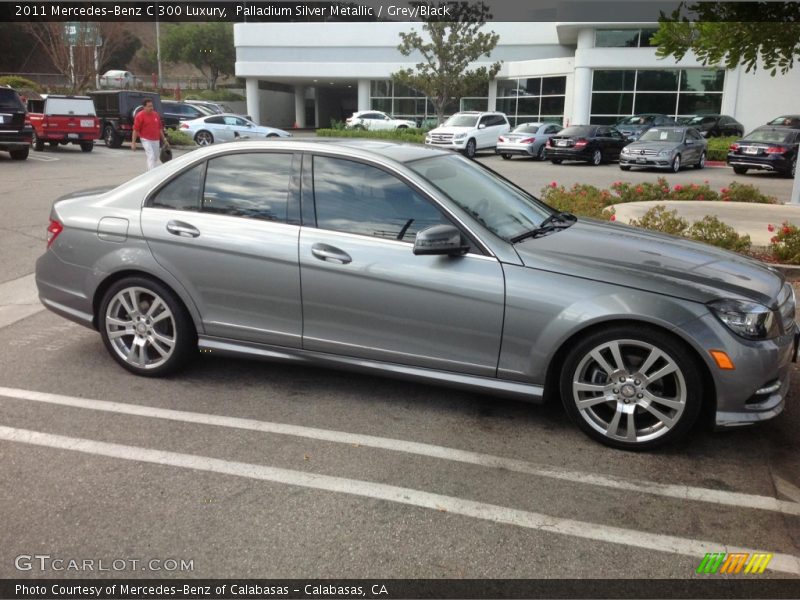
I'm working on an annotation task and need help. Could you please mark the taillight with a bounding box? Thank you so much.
[46,219,63,248]
[766,146,786,154]
[730,143,740,151]
[498,136,506,142]
[574,139,587,148]
[520,137,535,144]
[180,123,189,129]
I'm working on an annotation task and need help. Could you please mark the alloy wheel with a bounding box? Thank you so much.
[671,155,681,172]
[195,131,214,146]
[591,149,602,166]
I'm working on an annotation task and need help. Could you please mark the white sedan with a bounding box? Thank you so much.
[180,114,292,146]
[345,111,417,131]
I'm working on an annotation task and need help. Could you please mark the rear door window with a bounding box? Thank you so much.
[0,89,24,111]
[45,97,96,115]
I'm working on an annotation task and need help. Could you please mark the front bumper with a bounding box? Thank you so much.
[619,154,673,169]
[425,138,468,151]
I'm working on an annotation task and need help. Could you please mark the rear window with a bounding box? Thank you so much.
[745,128,795,144]
[512,124,541,133]
[559,126,596,137]
[0,89,24,111]
[45,97,95,116]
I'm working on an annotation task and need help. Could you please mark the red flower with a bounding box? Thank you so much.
[550,181,558,188]
[690,183,698,189]
[635,186,643,194]
[674,184,683,191]
[662,187,669,194]
[783,226,792,235]
[610,214,616,221]
[721,187,729,194]
[723,197,730,202]
[771,236,780,244]
[768,224,775,232]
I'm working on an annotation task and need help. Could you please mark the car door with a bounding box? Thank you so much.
[141,151,303,347]
[476,115,494,148]
[684,128,703,163]
[606,128,626,159]
[298,154,505,376]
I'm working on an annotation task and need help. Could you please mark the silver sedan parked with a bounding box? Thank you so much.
[619,126,708,172]
[179,113,291,146]
[35,140,796,450]
[496,122,563,160]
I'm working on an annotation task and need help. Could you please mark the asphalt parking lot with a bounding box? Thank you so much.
[0,141,799,588]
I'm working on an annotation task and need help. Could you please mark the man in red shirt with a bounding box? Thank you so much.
[131,98,168,171]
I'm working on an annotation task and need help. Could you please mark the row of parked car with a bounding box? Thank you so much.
[419,109,799,177]
[0,85,290,160]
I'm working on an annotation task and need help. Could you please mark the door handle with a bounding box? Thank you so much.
[311,243,352,264]
[166,220,200,238]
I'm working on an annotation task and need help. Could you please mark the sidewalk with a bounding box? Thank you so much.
[611,201,800,246]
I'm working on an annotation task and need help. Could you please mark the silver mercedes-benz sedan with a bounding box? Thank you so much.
[35,140,796,450]
[619,126,708,172]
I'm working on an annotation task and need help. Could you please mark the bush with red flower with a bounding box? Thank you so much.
[767,222,800,264]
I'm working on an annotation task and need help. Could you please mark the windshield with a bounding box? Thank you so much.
[407,154,552,241]
[512,124,540,134]
[444,114,479,128]
[688,116,715,125]
[745,128,794,143]
[639,128,684,143]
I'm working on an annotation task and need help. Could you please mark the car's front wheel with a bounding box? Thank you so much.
[733,166,748,175]
[194,130,214,146]
[104,126,121,149]
[80,142,93,152]
[99,277,196,377]
[590,149,602,166]
[695,151,706,169]
[501,153,512,160]
[464,138,477,159]
[671,154,682,173]
[559,325,702,450]
[9,147,29,160]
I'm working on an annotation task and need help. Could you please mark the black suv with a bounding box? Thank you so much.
[0,85,33,160]
[161,100,210,126]
[89,90,170,148]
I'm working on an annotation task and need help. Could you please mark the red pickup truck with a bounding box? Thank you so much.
[26,94,101,152]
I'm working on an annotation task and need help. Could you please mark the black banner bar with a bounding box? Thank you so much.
[0,1,799,23]
[2,579,800,600]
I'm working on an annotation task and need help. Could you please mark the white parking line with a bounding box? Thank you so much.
[0,275,44,329]
[27,154,60,162]
[1,424,798,575]
[1,385,798,517]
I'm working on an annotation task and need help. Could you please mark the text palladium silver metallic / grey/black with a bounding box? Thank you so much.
[35,138,796,450]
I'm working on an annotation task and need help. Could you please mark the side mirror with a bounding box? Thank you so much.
[478,123,486,129]
[413,224,470,256]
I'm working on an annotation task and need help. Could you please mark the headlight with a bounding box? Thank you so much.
[621,147,631,155]
[425,135,432,142]
[708,299,778,340]
[658,148,673,156]
[453,133,466,141]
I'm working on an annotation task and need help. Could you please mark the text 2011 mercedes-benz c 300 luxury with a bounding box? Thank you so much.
[36,140,796,449]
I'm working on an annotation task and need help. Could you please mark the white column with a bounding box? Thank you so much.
[314,87,320,129]
[572,67,592,125]
[357,79,370,111]
[245,78,260,125]
[294,85,306,128]
[487,79,497,112]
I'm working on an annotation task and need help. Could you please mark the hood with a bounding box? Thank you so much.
[429,126,474,135]
[513,219,783,307]
[624,140,680,151]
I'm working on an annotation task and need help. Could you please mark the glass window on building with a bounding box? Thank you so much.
[590,69,724,124]
[495,75,566,127]
[595,29,640,47]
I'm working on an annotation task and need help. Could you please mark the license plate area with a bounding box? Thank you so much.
[744,146,760,155]
[67,133,79,139]
[557,140,569,147]
[636,157,647,164]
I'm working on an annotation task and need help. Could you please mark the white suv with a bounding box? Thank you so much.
[345,111,417,131]
[425,111,510,158]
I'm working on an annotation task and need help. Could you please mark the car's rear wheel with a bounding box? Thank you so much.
[671,154,681,173]
[559,325,702,450]
[9,147,29,160]
[32,132,44,151]
[620,165,631,171]
[590,149,602,166]
[104,126,121,149]
[80,142,93,152]
[501,153,512,160]
[551,158,562,164]
[266,133,278,138]
[464,138,477,159]
[99,277,196,377]
[194,130,214,146]
[733,166,748,175]
[695,151,706,169]
[48,141,58,148]
[786,158,796,178]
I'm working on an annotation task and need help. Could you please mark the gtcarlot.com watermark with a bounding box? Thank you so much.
[15,554,194,572]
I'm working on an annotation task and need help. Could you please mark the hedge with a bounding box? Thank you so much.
[316,128,426,144]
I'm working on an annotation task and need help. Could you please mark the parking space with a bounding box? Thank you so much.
[0,139,799,582]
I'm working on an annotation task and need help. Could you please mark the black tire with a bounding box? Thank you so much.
[501,153,512,160]
[620,165,631,171]
[464,138,477,159]
[785,158,797,179]
[194,130,214,146]
[48,141,58,148]
[98,276,197,377]
[80,142,93,153]
[590,149,602,166]
[266,133,278,138]
[559,324,702,450]
[550,158,562,165]
[671,154,681,173]
[733,166,748,175]
[9,147,29,160]
[104,125,122,149]
[694,151,706,169]
[397,125,407,130]
[32,132,44,151]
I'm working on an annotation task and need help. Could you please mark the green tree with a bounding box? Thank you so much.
[161,23,234,90]
[651,2,800,75]
[392,2,501,124]
[652,1,800,203]
[101,30,141,72]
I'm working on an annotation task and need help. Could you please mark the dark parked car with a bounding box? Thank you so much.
[34,139,797,450]
[680,114,744,138]
[620,126,708,172]
[727,126,799,177]
[546,125,627,165]
[89,90,166,148]
[767,115,800,129]
[616,114,677,141]
[161,100,213,127]
[0,85,33,160]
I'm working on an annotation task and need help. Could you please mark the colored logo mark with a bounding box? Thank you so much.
[696,552,773,574]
